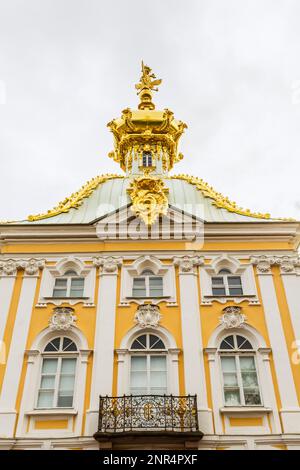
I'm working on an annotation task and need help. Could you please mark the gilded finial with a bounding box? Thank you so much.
[135,61,162,110]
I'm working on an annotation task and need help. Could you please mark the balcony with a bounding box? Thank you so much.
[93,395,203,449]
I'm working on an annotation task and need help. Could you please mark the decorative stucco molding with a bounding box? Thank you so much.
[134,304,162,328]
[93,256,122,273]
[251,255,300,274]
[0,258,45,277]
[220,306,246,329]
[173,255,204,274]
[49,307,77,331]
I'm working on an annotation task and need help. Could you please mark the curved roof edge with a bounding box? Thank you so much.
[0,173,296,225]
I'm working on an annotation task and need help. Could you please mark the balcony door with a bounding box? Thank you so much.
[130,334,167,395]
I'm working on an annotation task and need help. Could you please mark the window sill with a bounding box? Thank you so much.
[205,295,256,298]
[126,296,171,300]
[26,409,78,416]
[43,296,89,300]
[220,406,272,414]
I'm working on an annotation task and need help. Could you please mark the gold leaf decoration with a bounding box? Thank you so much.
[27,174,124,222]
[127,176,169,225]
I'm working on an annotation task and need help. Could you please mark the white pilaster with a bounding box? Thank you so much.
[252,256,300,433]
[0,260,44,438]
[85,257,121,435]
[0,261,18,341]
[174,256,213,434]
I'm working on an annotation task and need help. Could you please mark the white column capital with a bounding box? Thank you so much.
[93,256,122,275]
[251,255,300,275]
[173,255,204,274]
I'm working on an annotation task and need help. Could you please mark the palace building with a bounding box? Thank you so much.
[0,63,300,450]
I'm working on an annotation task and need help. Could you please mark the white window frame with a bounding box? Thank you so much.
[120,256,176,306]
[211,270,243,296]
[219,335,262,407]
[52,272,85,298]
[142,151,153,167]
[129,333,168,395]
[36,337,78,410]
[132,271,164,298]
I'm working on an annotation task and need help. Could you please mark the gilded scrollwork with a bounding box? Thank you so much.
[127,176,169,225]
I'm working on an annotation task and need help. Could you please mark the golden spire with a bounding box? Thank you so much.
[135,61,162,110]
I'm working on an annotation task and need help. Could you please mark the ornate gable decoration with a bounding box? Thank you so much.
[127,176,169,226]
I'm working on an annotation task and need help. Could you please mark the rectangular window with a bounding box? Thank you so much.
[149,277,163,297]
[240,356,261,405]
[70,278,84,297]
[37,357,76,408]
[228,276,243,296]
[53,278,68,297]
[132,278,146,297]
[221,356,241,405]
[37,358,58,408]
[130,356,147,395]
[212,277,226,296]
[149,356,167,395]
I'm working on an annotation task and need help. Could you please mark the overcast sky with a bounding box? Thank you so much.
[0,0,300,221]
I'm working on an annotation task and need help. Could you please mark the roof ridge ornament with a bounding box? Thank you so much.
[135,61,162,110]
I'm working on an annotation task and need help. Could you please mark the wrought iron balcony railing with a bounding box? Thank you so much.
[97,394,199,433]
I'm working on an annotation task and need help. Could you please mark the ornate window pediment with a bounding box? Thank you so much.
[119,256,176,306]
[200,255,259,305]
[37,257,96,307]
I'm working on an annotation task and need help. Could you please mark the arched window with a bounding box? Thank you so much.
[142,151,152,167]
[132,270,163,298]
[212,269,243,296]
[37,337,77,408]
[219,334,261,406]
[53,269,85,298]
[130,333,167,395]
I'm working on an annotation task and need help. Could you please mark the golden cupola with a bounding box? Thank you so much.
[107,61,187,178]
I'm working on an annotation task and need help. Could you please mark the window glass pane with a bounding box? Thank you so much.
[149,335,165,349]
[149,277,163,287]
[237,336,253,350]
[71,278,84,287]
[220,336,234,350]
[131,335,147,349]
[62,338,77,352]
[224,390,241,405]
[221,356,236,372]
[37,390,54,408]
[240,356,256,371]
[212,287,226,296]
[228,287,243,295]
[53,288,67,297]
[150,356,166,371]
[244,390,261,405]
[223,372,238,387]
[133,278,146,287]
[41,358,58,373]
[228,277,242,286]
[131,356,147,371]
[61,358,76,373]
[70,288,84,297]
[132,278,146,297]
[211,277,224,285]
[59,375,75,391]
[57,394,74,407]
[44,338,61,352]
[40,375,55,389]
[54,278,67,287]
